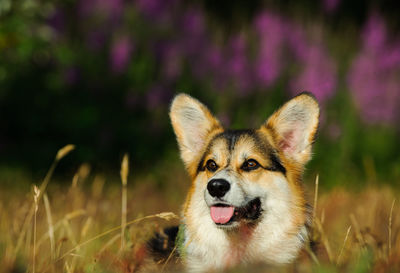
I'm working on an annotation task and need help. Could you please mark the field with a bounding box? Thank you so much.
[1,0,400,272]
[1,146,399,273]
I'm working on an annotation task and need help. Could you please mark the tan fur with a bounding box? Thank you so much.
[170,94,223,178]
[170,93,319,272]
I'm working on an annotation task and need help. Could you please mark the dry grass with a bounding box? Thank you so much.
[0,148,399,273]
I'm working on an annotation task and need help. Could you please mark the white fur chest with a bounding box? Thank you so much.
[182,220,305,273]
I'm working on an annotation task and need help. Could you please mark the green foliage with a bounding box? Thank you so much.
[0,0,399,189]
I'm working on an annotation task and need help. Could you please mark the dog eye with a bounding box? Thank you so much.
[241,159,260,171]
[206,160,218,172]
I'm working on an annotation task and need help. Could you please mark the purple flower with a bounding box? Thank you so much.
[286,24,309,61]
[379,42,400,68]
[206,45,224,71]
[205,45,228,90]
[146,85,170,109]
[254,11,282,36]
[47,8,65,34]
[110,36,134,73]
[348,51,400,124]
[226,35,253,94]
[79,0,123,21]
[180,9,207,57]
[136,0,163,17]
[349,57,398,123]
[290,45,337,104]
[161,42,182,81]
[348,13,400,125]
[182,9,206,37]
[362,13,387,53]
[87,30,107,50]
[136,0,178,22]
[253,12,286,88]
[323,0,341,13]
[255,50,282,88]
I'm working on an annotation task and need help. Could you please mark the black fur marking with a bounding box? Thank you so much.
[220,129,256,152]
[221,130,255,166]
[147,226,179,262]
[197,142,213,173]
[196,130,254,174]
[195,129,286,175]
[251,131,286,175]
[197,158,205,173]
[266,152,286,175]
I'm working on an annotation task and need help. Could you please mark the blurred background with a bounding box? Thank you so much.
[1,0,400,189]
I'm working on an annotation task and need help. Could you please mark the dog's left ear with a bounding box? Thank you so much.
[261,92,319,165]
[170,94,223,175]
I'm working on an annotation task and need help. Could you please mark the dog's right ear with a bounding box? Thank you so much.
[170,94,223,176]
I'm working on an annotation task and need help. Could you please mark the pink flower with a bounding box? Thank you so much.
[362,14,387,53]
[254,12,285,88]
[290,45,337,104]
[110,36,134,73]
[226,35,252,93]
[161,43,182,81]
[348,13,400,125]
[323,0,340,13]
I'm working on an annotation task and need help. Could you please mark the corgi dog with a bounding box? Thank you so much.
[155,92,319,272]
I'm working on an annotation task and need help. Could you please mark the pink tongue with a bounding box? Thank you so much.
[210,206,234,224]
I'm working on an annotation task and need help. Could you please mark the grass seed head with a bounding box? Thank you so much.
[33,185,40,212]
[120,154,129,186]
[56,144,75,161]
[155,212,179,221]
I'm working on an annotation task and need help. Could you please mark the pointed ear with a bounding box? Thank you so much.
[262,92,319,165]
[170,94,223,173]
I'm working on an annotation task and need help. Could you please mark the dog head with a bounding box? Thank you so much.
[170,93,319,230]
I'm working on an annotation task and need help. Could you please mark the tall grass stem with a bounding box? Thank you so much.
[33,185,40,273]
[120,154,129,251]
[388,199,395,258]
[337,225,352,265]
[15,145,75,256]
[52,212,178,268]
[43,193,55,264]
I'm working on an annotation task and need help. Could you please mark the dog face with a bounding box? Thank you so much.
[200,129,286,229]
[170,93,319,268]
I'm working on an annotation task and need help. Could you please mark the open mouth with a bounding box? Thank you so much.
[210,198,262,226]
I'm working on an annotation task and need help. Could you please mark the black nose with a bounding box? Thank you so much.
[207,179,230,198]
